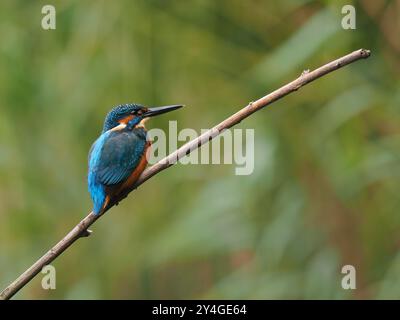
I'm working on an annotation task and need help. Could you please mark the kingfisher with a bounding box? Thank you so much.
[88,103,183,215]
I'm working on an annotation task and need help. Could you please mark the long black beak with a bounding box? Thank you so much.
[143,105,183,118]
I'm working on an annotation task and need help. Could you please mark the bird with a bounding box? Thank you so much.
[88,103,183,215]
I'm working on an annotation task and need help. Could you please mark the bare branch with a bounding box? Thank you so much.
[0,49,371,300]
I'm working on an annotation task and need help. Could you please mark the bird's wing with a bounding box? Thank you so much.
[89,130,147,186]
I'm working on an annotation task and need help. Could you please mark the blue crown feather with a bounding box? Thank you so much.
[102,103,144,133]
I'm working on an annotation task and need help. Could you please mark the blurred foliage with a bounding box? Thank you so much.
[0,0,399,299]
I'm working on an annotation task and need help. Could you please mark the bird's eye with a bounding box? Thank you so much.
[137,110,143,116]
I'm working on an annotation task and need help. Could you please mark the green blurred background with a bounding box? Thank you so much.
[0,0,399,299]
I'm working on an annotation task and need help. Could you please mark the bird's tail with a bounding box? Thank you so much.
[88,175,106,215]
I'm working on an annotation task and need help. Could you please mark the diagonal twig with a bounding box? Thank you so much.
[0,48,371,300]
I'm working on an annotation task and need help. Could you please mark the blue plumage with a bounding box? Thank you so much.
[88,132,109,214]
[102,104,144,133]
[88,103,183,215]
[88,128,147,214]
